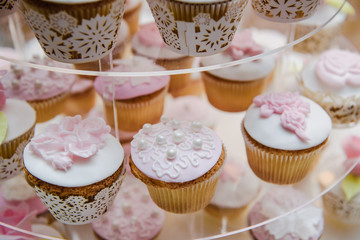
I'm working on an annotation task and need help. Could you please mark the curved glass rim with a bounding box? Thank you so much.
[0,0,346,78]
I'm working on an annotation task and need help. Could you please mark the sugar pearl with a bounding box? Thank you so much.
[137,139,147,150]
[34,80,42,89]
[191,121,202,132]
[193,138,203,150]
[160,115,169,123]
[156,135,166,145]
[173,130,184,144]
[166,149,177,160]
[171,119,180,129]
[142,123,152,134]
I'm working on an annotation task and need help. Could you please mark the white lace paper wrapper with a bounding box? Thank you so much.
[147,0,248,56]
[33,172,125,225]
[0,141,28,181]
[0,0,16,17]
[18,0,125,63]
[251,0,321,23]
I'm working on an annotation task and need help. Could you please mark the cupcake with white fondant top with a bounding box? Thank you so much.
[200,29,275,112]
[132,22,194,94]
[299,49,360,127]
[0,83,36,181]
[129,117,226,213]
[249,187,324,240]
[242,91,332,184]
[23,115,125,225]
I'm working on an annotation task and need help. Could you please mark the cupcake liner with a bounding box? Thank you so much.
[29,166,126,225]
[146,163,223,213]
[0,126,35,181]
[103,86,168,132]
[147,0,248,56]
[294,24,342,54]
[242,122,326,184]
[202,71,267,112]
[251,0,321,23]
[323,191,360,225]
[0,0,16,17]
[298,76,360,127]
[64,88,97,117]
[28,92,70,123]
[123,1,142,36]
[18,0,125,63]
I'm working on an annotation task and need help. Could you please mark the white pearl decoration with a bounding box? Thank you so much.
[156,135,166,145]
[171,119,180,129]
[191,121,203,132]
[122,202,132,214]
[193,138,203,150]
[137,139,147,150]
[34,80,42,89]
[173,130,184,144]
[166,149,177,160]
[142,123,152,134]
[160,115,169,123]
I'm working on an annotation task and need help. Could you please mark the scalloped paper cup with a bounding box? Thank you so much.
[103,86,168,132]
[201,71,268,112]
[251,0,321,23]
[147,0,249,56]
[24,163,126,225]
[298,77,360,127]
[241,122,326,185]
[18,0,125,63]
[0,126,35,181]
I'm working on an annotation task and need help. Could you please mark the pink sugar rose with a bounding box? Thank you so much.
[226,30,263,60]
[0,203,36,240]
[342,135,360,176]
[281,110,309,142]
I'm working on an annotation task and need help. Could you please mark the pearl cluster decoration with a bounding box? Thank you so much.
[131,116,222,181]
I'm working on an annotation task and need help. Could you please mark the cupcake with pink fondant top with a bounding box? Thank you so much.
[249,187,324,240]
[200,29,275,112]
[322,135,360,225]
[299,49,360,127]
[94,56,170,132]
[1,57,76,122]
[132,22,194,94]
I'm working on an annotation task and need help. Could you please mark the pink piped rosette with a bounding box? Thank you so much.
[299,49,360,127]
[323,135,360,225]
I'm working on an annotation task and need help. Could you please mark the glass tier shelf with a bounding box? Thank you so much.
[1,0,359,240]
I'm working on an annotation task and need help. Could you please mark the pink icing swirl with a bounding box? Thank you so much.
[253,92,311,142]
[342,135,360,176]
[137,22,165,47]
[315,49,360,89]
[30,115,110,171]
[0,82,6,109]
[225,30,263,60]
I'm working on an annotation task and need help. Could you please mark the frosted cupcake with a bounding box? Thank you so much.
[147,0,249,56]
[94,56,170,132]
[293,3,348,54]
[206,155,261,218]
[132,22,194,94]
[92,176,165,240]
[129,117,226,213]
[200,29,275,112]
[18,0,125,63]
[299,49,360,127]
[251,0,321,23]
[322,135,360,225]
[0,83,36,181]
[23,115,125,225]
[2,57,76,122]
[249,187,324,240]
[242,91,332,184]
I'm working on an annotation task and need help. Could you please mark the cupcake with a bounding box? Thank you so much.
[64,78,97,117]
[249,187,324,240]
[18,0,125,63]
[293,2,348,54]
[242,91,332,184]
[200,29,275,112]
[251,0,321,23]
[129,117,226,213]
[73,20,130,78]
[206,154,261,218]
[123,0,143,36]
[164,95,217,129]
[322,135,360,225]
[132,22,194,94]
[94,56,170,132]
[92,176,165,240]
[0,83,36,181]
[299,49,360,127]
[23,115,126,225]
[0,0,16,18]
[1,57,76,123]
[147,0,249,56]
